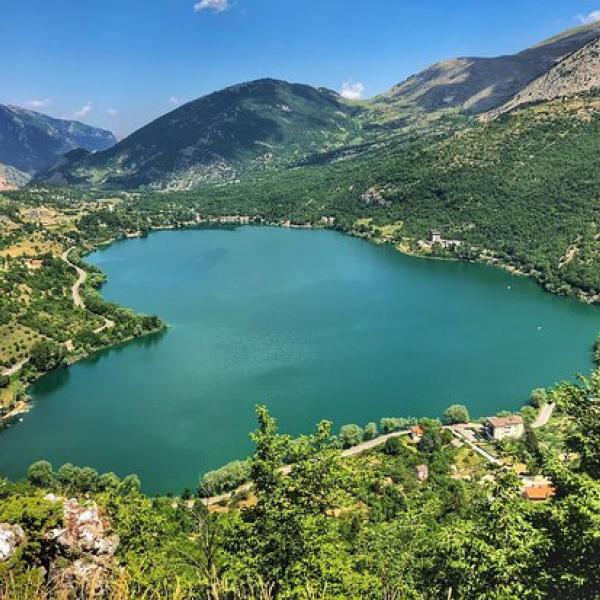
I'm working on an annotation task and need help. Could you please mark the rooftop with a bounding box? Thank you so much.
[487,415,524,428]
[523,485,555,501]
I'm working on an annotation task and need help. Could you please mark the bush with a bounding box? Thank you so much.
[442,404,470,425]
[529,388,548,408]
[363,422,378,441]
[29,340,66,372]
[380,417,414,434]
[0,375,9,388]
[383,436,404,456]
[27,460,55,488]
[339,424,364,449]
[199,460,251,497]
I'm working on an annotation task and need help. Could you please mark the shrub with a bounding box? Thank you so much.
[339,424,364,449]
[199,460,251,497]
[529,388,548,408]
[442,404,470,425]
[363,422,378,441]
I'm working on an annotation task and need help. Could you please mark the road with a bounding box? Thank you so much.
[61,248,87,309]
[1,359,28,377]
[61,248,114,333]
[532,403,555,429]
[202,430,411,507]
[447,426,502,466]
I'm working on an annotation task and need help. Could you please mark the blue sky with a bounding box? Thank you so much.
[1,0,599,137]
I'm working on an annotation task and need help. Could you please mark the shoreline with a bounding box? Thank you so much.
[1,215,596,434]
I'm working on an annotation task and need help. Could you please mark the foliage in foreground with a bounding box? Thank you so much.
[2,368,600,598]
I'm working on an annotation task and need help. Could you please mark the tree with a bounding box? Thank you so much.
[363,422,378,441]
[530,388,548,408]
[29,340,65,372]
[27,461,55,488]
[338,424,363,448]
[198,460,251,497]
[442,404,470,425]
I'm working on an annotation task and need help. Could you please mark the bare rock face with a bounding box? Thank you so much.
[47,497,119,595]
[377,21,600,114]
[50,498,119,557]
[361,187,392,207]
[0,523,26,562]
[487,37,600,118]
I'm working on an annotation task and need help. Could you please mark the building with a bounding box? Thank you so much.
[486,415,525,441]
[410,425,424,443]
[430,230,442,244]
[415,464,429,482]
[523,485,555,502]
[428,230,462,249]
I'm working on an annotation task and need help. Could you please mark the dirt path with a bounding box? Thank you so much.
[1,358,28,377]
[532,402,556,429]
[202,430,410,507]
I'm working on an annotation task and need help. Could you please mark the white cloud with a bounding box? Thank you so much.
[169,96,180,106]
[340,81,365,100]
[106,108,118,116]
[72,101,93,120]
[194,0,230,13]
[26,98,51,109]
[576,10,600,24]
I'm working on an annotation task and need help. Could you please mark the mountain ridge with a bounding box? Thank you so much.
[0,104,116,177]
[34,21,600,191]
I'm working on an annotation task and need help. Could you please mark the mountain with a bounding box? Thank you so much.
[487,35,600,118]
[0,104,116,177]
[36,22,600,191]
[37,79,362,190]
[375,21,600,114]
[0,162,30,191]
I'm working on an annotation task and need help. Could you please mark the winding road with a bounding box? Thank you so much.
[61,248,86,309]
[61,248,115,333]
[532,402,556,429]
[202,429,411,507]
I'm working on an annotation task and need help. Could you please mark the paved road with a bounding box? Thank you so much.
[61,248,87,309]
[202,430,411,507]
[447,426,502,466]
[61,248,114,334]
[532,403,555,429]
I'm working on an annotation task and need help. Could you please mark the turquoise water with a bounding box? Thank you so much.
[0,227,598,493]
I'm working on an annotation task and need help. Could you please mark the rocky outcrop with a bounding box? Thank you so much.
[361,187,392,207]
[376,21,600,114]
[46,496,119,595]
[0,162,31,191]
[487,36,600,118]
[50,497,119,557]
[0,523,26,562]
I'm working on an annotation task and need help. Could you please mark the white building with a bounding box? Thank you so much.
[485,415,525,441]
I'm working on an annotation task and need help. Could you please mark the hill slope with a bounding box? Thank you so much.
[35,22,600,191]
[0,162,30,191]
[38,79,363,190]
[488,36,600,117]
[375,21,600,114]
[0,105,116,176]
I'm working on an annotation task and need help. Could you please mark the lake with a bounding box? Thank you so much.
[0,227,598,493]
